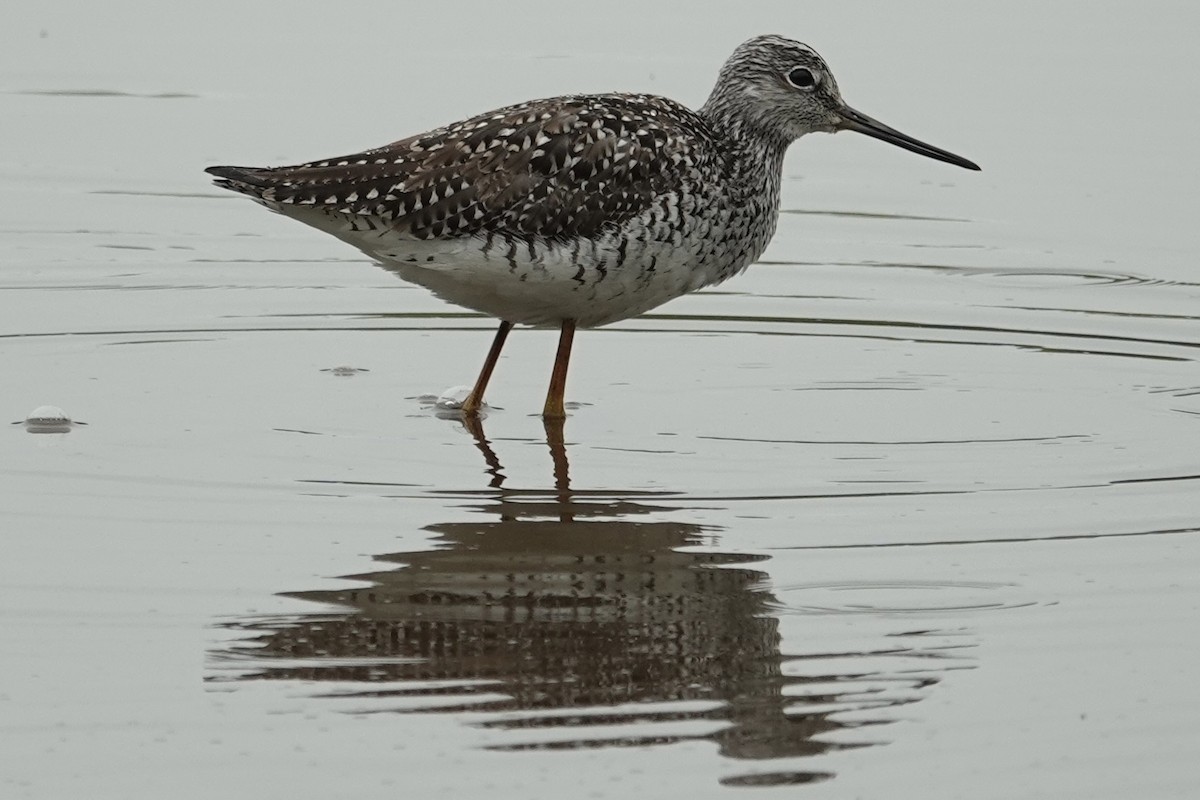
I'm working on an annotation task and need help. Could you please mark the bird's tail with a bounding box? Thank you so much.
[205,165,272,198]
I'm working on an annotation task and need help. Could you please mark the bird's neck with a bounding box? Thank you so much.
[694,94,792,269]
[700,87,792,152]
[698,97,790,206]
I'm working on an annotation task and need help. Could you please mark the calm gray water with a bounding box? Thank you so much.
[3,2,1199,798]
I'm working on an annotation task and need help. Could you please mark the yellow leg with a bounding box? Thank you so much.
[542,319,576,419]
[461,321,512,417]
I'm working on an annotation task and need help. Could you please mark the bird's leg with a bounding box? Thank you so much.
[542,319,576,419]
[461,320,512,417]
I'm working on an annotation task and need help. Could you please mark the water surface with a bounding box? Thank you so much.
[3,2,1199,798]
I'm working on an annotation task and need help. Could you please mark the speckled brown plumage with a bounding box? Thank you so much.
[210,94,714,244]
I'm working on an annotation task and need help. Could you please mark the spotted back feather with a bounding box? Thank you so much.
[207,93,719,242]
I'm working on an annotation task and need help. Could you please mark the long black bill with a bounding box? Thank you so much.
[839,106,980,171]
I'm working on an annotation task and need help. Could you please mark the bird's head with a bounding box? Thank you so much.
[705,35,980,171]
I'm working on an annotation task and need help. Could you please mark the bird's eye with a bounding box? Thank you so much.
[786,67,817,90]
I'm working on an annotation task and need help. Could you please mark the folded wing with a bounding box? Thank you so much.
[206,94,715,243]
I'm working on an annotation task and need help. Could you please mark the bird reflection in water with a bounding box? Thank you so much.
[213,417,969,788]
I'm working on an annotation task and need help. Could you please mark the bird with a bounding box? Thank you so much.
[207,35,979,419]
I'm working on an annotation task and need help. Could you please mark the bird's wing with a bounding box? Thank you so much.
[206,94,715,241]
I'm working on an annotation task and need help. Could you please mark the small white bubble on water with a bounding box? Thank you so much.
[434,385,472,410]
[20,405,81,434]
[413,387,493,418]
[26,405,70,424]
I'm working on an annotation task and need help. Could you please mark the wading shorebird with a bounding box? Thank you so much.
[207,35,979,418]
